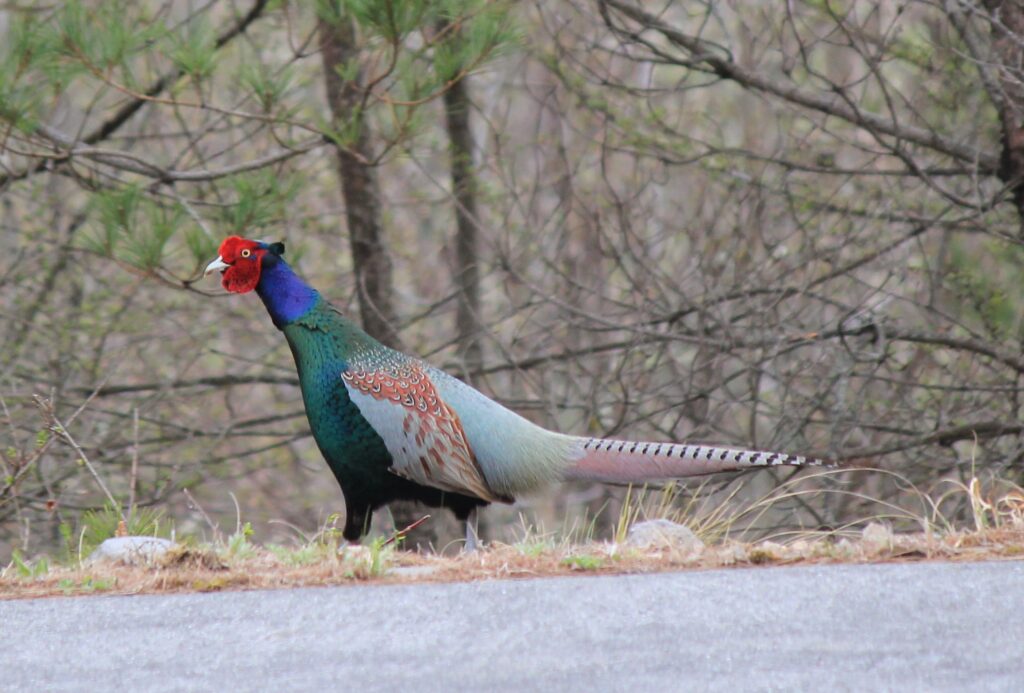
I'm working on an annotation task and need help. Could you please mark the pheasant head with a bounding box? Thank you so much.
[204,236,285,294]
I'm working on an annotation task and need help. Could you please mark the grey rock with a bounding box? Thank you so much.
[862,522,894,553]
[625,519,705,551]
[88,536,175,566]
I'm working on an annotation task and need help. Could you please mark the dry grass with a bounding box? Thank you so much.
[2,520,1022,601]
[4,471,1023,600]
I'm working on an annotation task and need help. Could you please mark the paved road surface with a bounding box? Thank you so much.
[2,561,1022,691]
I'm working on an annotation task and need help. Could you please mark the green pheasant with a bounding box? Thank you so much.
[206,236,828,546]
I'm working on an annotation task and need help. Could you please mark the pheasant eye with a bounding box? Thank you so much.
[240,248,252,258]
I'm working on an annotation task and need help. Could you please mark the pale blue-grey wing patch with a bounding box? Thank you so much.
[424,366,576,496]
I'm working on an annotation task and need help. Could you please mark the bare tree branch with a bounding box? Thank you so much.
[599,0,1000,171]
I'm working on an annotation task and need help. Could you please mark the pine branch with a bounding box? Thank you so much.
[0,0,272,189]
[31,124,326,183]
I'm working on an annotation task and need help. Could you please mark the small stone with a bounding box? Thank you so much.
[88,536,175,566]
[862,522,893,554]
[834,538,857,558]
[747,541,786,564]
[789,539,811,556]
[625,519,705,553]
[718,542,748,565]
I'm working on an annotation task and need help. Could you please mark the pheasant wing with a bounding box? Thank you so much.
[341,363,501,502]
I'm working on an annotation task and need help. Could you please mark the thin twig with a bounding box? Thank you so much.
[229,491,242,536]
[383,515,432,547]
[35,396,122,519]
[129,407,139,518]
[183,487,221,541]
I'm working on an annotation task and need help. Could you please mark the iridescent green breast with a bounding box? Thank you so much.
[282,302,396,502]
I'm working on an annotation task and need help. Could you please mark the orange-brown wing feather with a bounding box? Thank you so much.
[341,365,501,502]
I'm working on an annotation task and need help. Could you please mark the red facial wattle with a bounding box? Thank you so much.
[221,251,263,293]
[206,236,266,294]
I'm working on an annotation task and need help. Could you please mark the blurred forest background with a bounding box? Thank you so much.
[3,0,1024,559]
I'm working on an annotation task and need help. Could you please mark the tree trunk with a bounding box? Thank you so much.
[318,16,402,349]
[441,70,492,544]
[320,14,432,547]
[983,1,1024,230]
[442,74,484,378]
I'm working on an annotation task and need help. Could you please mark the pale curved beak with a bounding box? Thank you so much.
[204,256,230,277]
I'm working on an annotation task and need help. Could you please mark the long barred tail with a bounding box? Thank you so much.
[563,437,831,484]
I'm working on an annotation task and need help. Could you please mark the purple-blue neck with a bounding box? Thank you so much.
[255,255,319,328]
